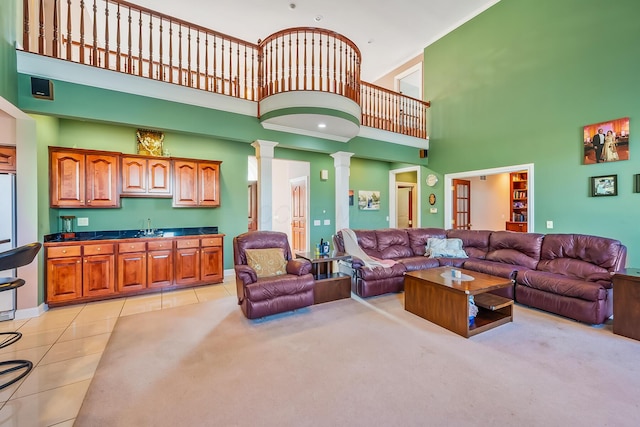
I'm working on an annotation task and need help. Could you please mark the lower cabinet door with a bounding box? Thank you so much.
[200,246,223,283]
[117,252,148,292]
[148,250,174,288]
[175,247,201,285]
[46,257,83,303]
[83,254,116,297]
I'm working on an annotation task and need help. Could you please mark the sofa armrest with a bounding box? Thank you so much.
[287,259,312,276]
[235,264,257,285]
[349,256,364,269]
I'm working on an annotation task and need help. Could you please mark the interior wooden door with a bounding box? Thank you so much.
[248,181,257,231]
[452,179,471,230]
[291,180,306,252]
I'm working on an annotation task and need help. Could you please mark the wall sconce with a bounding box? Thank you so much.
[320,170,329,181]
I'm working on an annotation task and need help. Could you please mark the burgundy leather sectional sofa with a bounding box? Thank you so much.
[334,228,627,325]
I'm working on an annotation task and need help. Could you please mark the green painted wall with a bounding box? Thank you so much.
[35,116,252,271]
[424,0,640,266]
[349,158,391,229]
[0,0,17,102]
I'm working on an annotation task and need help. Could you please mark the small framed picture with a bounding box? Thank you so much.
[590,174,618,197]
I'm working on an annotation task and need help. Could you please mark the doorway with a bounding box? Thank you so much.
[290,177,307,252]
[396,182,417,228]
[389,166,421,228]
[444,164,535,232]
[452,179,471,230]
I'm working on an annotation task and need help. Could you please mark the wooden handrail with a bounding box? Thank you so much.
[21,0,428,139]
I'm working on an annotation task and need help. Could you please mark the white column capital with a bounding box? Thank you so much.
[251,140,278,158]
[330,151,354,168]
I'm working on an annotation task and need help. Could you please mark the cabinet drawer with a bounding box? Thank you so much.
[201,236,222,247]
[47,245,82,258]
[83,244,115,255]
[147,240,173,251]
[176,239,199,249]
[119,242,147,253]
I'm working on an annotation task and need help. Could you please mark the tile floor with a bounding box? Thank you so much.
[0,275,237,426]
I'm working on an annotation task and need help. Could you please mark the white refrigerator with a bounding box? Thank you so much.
[0,173,17,321]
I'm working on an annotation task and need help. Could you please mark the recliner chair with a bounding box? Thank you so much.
[0,242,42,389]
[233,231,314,319]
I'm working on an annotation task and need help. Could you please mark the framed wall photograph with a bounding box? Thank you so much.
[358,190,380,210]
[583,117,629,164]
[591,174,618,197]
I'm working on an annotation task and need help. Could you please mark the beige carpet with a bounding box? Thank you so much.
[75,294,640,426]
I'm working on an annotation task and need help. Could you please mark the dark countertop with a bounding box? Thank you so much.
[44,226,219,243]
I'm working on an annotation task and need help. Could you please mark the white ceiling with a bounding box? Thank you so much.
[132,0,500,82]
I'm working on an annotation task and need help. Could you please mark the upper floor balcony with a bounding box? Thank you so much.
[21,0,429,144]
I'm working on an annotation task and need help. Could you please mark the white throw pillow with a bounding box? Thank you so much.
[424,238,468,258]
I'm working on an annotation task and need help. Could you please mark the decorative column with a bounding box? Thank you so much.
[330,151,354,232]
[251,140,278,231]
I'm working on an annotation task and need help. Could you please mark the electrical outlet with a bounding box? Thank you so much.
[546,220,553,229]
[77,217,89,226]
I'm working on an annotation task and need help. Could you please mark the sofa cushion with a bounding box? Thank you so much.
[462,259,526,280]
[397,256,441,272]
[245,248,287,278]
[445,229,491,259]
[517,270,608,301]
[537,234,625,283]
[485,231,544,270]
[375,229,413,259]
[406,228,447,256]
[353,230,383,259]
[358,263,407,280]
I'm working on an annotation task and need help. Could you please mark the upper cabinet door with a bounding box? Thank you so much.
[121,156,148,195]
[0,146,16,173]
[198,161,220,207]
[50,150,86,207]
[173,160,198,207]
[148,158,172,196]
[86,154,120,207]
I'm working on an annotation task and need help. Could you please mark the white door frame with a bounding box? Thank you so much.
[396,181,418,228]
[389,166,421,228]
[394,62,423,99]
[444,163,534,231]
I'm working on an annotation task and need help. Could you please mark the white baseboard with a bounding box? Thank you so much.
[15,303,48,320]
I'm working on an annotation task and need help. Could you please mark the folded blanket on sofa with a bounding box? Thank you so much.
[340,228,396,268]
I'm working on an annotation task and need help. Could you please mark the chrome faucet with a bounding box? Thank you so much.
[143,218,154,236]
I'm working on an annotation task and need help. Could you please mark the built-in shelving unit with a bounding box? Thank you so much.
[506,171,528,232]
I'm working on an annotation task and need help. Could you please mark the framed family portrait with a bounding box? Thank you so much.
[590,175,617,197]
[583,117,629,165]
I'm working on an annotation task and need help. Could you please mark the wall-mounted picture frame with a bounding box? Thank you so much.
[583,117,629,164]
[358,190,380,210]
[591,174,618,197]
[136,129,165,156]
[349,190,354,206]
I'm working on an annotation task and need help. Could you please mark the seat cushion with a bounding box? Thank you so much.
[245,274,314,302]
[358,262,407,280]
[245,248,287,278]
[462,259,524,280]
[517,270,607,301]
[397,256,441,272]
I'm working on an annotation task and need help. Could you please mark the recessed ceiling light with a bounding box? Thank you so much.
[318,123,327,129]
[314,15,323,22]
[289,3,296,10]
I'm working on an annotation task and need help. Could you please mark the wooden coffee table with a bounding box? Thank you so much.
[404,267,513,338]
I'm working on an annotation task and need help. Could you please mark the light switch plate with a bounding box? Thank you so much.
[313,220,321,226]
[429,208,438,214]
[323,219,330,225]
[77,217,89,226]
[546,220,553,229]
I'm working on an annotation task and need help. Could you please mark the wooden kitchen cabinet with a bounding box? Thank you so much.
[83,243,116,297]
[117,242,148,293]
[173,159,221,207]
[46,245,83,303]
[45,234,224,306]
[175,239,201,285]
[0,146,16,172]
[147,240,174,288]
[50,147,119,208]
[121,155,172,197]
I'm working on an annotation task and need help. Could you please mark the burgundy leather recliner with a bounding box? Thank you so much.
[233,231,314,319]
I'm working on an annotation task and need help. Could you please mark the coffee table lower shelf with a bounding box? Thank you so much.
[313,273,351,304]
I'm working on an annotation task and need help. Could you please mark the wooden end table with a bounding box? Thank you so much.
[295,251,351,304]
[404,267,514,338]
[613,268,640,341]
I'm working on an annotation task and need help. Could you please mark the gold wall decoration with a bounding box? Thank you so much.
[136,129,164,156]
